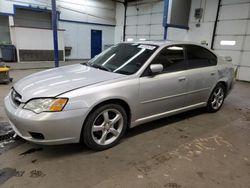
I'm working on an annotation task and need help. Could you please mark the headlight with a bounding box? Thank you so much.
[23,98,68,114]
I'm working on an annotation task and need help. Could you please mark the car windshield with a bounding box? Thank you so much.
[85,43,158,75]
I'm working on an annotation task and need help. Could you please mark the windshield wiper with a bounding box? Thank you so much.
[81,62,111,72]
[81,62,90,66]
[90,64,111,72]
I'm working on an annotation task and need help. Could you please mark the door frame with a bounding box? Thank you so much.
[138,44,189,121]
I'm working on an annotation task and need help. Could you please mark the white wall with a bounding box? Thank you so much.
[58,0,115,25]
[10,26,65,62]
[213,0,250,81]
[114,2,125,44]
[189,0,217,46]
[60,21,114,59]
[125,0,165,41]
[0,0,116,60]
[118,0,250,81]
[11,27,64,50]
[168,0,218,46]
[0,0,116,25]
[123,0,212,43]
[168,0,250,81]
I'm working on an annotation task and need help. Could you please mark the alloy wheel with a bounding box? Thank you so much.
[211,87,224,110]
[91,109,124,146]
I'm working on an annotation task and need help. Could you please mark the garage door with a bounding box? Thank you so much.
[0,16,10,43]
[14,8,52,29]
[125,0,164,42]
[213,0,250,81]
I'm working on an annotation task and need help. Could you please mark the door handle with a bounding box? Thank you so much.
[210,72,215,76]
[178,77,186,82]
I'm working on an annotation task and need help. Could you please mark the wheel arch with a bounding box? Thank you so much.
[89,98,131,123]
[80,98,132,143]
[217,81,227,91]
[207,80,228,104]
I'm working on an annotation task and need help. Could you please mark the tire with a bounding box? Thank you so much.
[207,83,226,113]
[82,103,127,150]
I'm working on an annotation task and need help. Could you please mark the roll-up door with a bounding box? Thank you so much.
[213,0,250,81]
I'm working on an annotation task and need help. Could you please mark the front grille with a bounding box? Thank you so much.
[11,89,22,106]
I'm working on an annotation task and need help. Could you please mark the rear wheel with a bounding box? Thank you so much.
[82,104,127,150]
[207,83,226,112]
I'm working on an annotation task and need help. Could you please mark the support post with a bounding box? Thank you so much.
[51,0,59,67]
[123,1,127,42]
[164,26,168,40]
[211,0,221,50]
[163,0,169,40]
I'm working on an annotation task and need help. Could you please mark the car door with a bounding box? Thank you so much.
[138,45,188,120]
[185,45,218,106]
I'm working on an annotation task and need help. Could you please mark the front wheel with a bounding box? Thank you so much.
[207,83,226,112]
[82,104,127,150]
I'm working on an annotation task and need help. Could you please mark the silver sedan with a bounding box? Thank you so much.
[4,41,234,150]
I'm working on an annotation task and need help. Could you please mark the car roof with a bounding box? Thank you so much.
[123,40,216,55]
[124,40,208,48]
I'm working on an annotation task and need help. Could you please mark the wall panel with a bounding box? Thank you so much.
[214,1,250,81]
[216,20,247,35]
[125,0,164,41]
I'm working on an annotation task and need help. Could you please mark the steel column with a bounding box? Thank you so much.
[211,0,222,50]
[51,0,59,67]
[163,0,169,40]
[123,2,127,41]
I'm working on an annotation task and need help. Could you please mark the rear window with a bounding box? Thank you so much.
[186,45,217,69]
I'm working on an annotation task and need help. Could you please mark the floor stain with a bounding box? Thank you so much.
[176,128,184,132]
[19,148,43,155]
[132,135,234,177]
[197,171,205,179]
[153,154,172,163]
[31,159,37,163]
[15,170,25,177]
[0,122,23,155]
[180,135,188,139]
[169,135,233,162]
[164,182,182,188]
[0,122,14,141]
[0,168,16,185]
[30,170,45,178]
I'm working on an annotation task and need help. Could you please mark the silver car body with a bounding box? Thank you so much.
[4,41,234,145]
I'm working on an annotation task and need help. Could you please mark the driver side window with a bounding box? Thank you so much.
[151,45,186,73]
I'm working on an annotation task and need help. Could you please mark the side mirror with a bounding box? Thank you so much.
[150,64,163,75]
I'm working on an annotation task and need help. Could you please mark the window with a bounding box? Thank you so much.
[186,45,217,69]
[87,43,158,75]
[150,45,186,73]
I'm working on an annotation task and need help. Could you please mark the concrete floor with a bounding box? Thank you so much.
[0,68,250,188]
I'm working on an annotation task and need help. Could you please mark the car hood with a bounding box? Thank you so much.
[13,64,125,102]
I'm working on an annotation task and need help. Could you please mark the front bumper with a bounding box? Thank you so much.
[4,93,89,145]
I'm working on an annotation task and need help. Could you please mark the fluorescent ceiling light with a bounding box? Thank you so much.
[220,40,236,46]
[127,38,134,42]
[139,38,146,41]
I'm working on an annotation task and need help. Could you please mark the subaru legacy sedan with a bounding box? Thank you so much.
[4,41,234,150]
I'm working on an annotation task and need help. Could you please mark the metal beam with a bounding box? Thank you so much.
[51,0,59,67]
[211,0,222,50]
[163,0,169,40]
[123,1,128,41]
